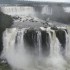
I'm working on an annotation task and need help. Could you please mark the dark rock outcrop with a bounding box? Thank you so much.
[24,28,37,51]
[0,12,13,54]
[56,29,66,49]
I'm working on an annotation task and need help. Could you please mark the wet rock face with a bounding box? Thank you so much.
[56,30,66,49]
[23,27,67,55]
[24,28,50,55]
[0,12,13,54]
[41,31,50,55]
[24,29,37,50]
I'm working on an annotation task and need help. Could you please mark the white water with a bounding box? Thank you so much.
[37,31,42,57]
[2,27,70,70]
[1,6,36,17]
[65,27,70,61]
[46,28,66,70]
[2,28,33,70]
[1,6,52,19]
[41,5,52,15]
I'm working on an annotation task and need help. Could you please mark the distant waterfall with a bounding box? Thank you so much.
[1,6,52,18]
[1,6,35,16]
[2,26,70,70]
[37,31,42,57]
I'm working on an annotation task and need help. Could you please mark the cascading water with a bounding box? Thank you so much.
[2,28,33,70]
[46,28,66,70]
[1,6,36,16]
[65,27,70,61]
[37,31,42,57]
[2,26,70,70]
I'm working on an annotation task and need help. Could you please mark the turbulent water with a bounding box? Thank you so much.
[1,26,70,70]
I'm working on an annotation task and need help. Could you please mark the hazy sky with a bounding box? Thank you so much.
[0,0,70,4]
[26,0,70,3]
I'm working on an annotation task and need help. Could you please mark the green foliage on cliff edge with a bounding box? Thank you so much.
[0,62,11,70]
[0,11,13,54]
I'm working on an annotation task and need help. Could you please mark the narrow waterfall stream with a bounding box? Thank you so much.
[1,26,70,70]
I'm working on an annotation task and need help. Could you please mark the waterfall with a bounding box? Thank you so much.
[2,27,69,70]
[41,5,52,15]
[48,29,61,56]
[65,27,70,61]
[1,6,35,16]
[37,31,42,57]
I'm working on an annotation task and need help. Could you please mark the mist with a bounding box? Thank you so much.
[1,26,69,70]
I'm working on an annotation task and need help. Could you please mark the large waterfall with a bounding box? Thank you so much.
[1,6,52,18]
[2,26,70,70]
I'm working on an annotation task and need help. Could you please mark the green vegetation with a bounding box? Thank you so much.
[0,62,11,70]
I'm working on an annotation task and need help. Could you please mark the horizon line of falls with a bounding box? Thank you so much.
[1,6,52,17]
[2,26,70,70]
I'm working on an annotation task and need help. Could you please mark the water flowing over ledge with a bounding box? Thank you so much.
[1,26,70,70]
